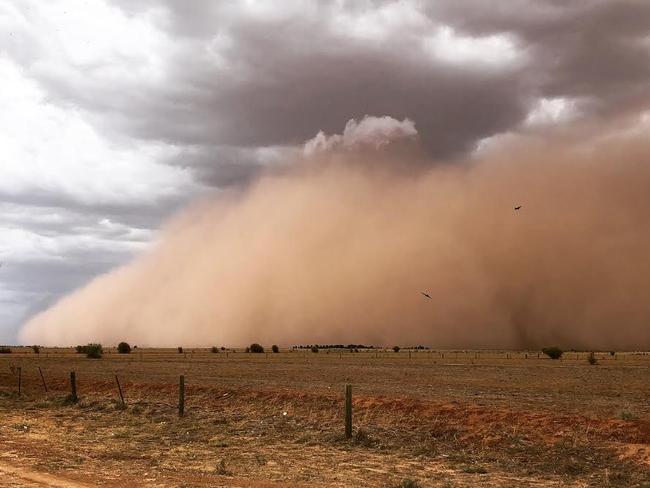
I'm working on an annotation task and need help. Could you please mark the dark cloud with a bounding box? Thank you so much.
[428,0,650,112]
[75,1,647,162]
[11,0,646,189]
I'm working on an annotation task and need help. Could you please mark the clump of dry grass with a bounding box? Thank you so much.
[391,479,421,488]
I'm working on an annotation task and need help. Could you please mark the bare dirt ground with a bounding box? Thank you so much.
[1,348,650,487]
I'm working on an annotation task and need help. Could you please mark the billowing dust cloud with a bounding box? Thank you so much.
[20,115,650,349]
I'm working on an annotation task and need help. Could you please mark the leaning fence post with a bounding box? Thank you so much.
[115,375,125,406]
[345,384,352,439]
[38,367,48,393]
[178,375,185,417]
[69,371,78,403]
[17,367,22,395]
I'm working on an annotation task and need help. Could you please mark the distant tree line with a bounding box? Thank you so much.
[292,344,378,350]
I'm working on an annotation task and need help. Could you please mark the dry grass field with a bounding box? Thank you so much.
[2,347,650,487]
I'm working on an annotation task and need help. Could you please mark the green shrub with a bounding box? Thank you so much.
[211,346,219,353]
[271,345,279,353]
[249,343,264,353]
[393,345,400,353]
[117,342,131,354]
[618,410,638,421]
[542,346,563,360]
[177,346,183,353]
[75,344,102,357]
[587,351,597,365]
[84,343,103,359]
[32,345,40,354]
[610,351,616,356]
[310,345,319,353]
[0,346,11,354]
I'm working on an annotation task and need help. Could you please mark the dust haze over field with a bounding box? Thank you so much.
[19,113,650,349]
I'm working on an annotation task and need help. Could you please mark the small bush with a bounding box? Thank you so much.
[393,345,400,353]
[84,343,103,359]
[32,345,40,354]
[542,346,563,360]
[0,346,11,354]
[117,342,131,354]
[177,346,183,354]
[271,345,279,353]
[75,344,102,357]
[618,410,638,421]
[211,346,219,353]
[220,346,226,350]
[354,428,374,447]
[310,345,319,353]
[610,351,616,356]
[215,458,231,475]
[392,479,421,488]
[587,351,597,365]
[249,343,264,353]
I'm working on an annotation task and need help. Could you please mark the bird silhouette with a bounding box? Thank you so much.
[514,205,522,210]
[420,292,432,299]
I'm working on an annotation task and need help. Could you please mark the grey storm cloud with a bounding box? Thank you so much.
[29,0,648,169]
[427,1,650,112]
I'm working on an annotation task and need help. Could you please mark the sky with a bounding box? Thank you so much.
[1,0,650,345]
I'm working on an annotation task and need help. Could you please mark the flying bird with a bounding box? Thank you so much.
[420,292,432,299]
[514,205,522,210]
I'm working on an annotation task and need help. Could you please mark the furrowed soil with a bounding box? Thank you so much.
[1,348,650,487]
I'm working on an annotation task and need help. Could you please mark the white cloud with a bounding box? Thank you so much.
[329,1,430,42]
[2,0,169,82]
[525,97,579,126]
[304,116,418,155]
[424,26,522,67]
[0,56,196,207]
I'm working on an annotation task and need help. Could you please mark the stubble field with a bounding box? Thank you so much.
[1,348,650,487]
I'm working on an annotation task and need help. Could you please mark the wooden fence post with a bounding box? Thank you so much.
[345,384,352,439]
[115,375,125,406]
[17,367,21,395]
[178,375,185,417]
[38,367,48,393]
[70,371,78,403]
